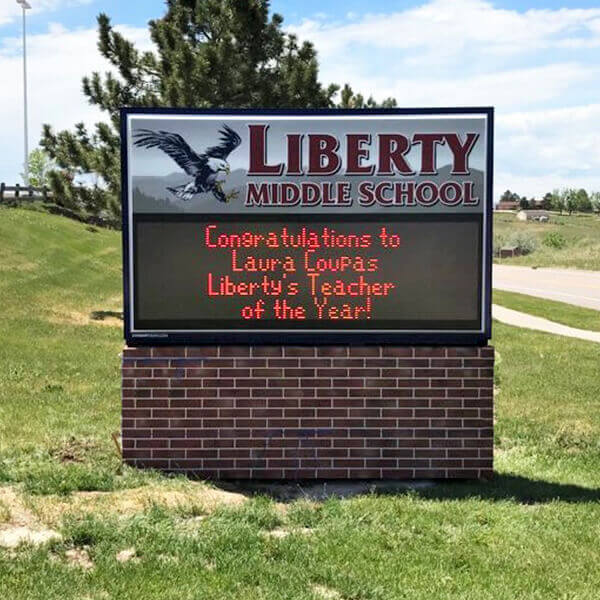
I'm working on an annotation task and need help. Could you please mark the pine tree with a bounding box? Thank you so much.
[41,1,394,223]
[338,83,396,109]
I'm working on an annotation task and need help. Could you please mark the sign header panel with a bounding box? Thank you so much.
[122,108,493,345]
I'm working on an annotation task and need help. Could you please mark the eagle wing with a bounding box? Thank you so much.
[205,124,242,160]
[133,129,206,176]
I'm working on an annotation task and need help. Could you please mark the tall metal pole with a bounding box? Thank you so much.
[21,4,29,186]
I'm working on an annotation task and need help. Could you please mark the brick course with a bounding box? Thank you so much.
[122,345,494,479]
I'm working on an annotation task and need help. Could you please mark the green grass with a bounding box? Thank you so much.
[494,212,600,270]
[1,495,599,600]
[1,206,600,599]
[0,207,122,448]
[493,322,600,486]
[0,207,155,493]
[493,289,600,332]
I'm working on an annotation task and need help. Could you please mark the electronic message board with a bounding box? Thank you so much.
[121,108,493,345]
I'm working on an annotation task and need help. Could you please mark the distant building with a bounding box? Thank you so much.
[496,199,519,211]
[516,210,550,222]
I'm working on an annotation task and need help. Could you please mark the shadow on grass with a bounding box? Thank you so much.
[413,473,600,504]
[212,473,600,504]
[90,310,123,321]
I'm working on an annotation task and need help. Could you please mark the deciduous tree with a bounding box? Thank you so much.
[563,188,577,215]
[541,192,553,210]
[551,188,564,214]
[575,188,592,212]
[20,148,56,188]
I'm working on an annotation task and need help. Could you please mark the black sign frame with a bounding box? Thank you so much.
[121,107,493,346]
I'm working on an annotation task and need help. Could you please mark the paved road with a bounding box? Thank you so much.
[492,304,600,343]
[493,265,600,311]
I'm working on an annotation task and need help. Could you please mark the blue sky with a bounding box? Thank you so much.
[2,1,600,36]
[1,0,599,198]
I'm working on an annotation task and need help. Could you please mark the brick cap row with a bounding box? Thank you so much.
[123,345,495,359]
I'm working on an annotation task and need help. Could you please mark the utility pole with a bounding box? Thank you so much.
[17,0,31,186]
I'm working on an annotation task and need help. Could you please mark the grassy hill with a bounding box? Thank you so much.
[494,212,600,270]
[1,206,600,599]
[0,208,122,452]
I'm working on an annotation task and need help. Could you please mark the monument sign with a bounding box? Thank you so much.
[120,108,495,480]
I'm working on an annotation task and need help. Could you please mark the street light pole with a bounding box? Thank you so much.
[16,0,31,186]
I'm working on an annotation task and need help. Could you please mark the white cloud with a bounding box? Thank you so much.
[288,1,600,112]
[495,170,600,199]
[496,104,600,196]
[289,0,600,57]
[316,62,595,111]
[0,0,93,27]
[288,0,600,198]
[0,23,150,182]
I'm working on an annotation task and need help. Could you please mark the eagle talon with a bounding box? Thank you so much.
[225,189,239,203]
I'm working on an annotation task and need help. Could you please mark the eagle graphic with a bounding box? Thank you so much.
[133,125,242,202]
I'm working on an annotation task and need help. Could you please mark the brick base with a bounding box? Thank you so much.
[122,345,494,479]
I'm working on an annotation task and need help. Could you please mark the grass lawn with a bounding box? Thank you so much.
[494,212,600,270]
[1,207,600,599]
[493,289,600,332]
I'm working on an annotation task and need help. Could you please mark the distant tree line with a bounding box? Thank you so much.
[499,189,600,215]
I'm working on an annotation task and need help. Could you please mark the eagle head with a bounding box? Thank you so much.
[208,157,230,174]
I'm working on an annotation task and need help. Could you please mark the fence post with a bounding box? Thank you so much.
[42,186,48,201]
[28,185,34,198]
[15,183,20,198]
[0,183,4,202]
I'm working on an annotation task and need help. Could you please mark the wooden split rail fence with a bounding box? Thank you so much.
[0,183,53,202]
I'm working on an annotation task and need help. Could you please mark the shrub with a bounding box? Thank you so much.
[493,233,508,257]
[507,231,538,255]
[543,232,567,249]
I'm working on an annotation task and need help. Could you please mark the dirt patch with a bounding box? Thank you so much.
[65,547,94,570]
[1,482,248,545]
[50,437,99,463]
[0,499,11,523]
[265,527,314,539]
[312,584,344,599]
[0,487,62,549]
[0,487,39,528]
[157,553,179,564]
[29,482,246,527]
[76,484,246,512]
[0,526,61,548]
[116,547,139,563]
[175,514,207,535]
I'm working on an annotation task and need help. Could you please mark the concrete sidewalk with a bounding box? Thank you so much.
[492,304,600,343]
